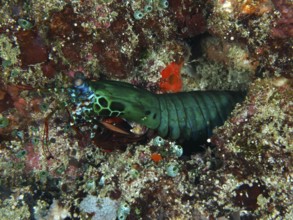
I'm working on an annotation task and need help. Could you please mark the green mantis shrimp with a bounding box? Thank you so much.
[70,75,246,144]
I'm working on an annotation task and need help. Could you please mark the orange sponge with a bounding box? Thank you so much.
[159,61,183,93]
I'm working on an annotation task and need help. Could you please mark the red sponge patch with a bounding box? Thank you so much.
[159,61,183,93]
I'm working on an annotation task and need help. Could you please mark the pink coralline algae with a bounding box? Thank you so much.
[0,1,292,219]
[169,0,207,38]
[271,0,293,38]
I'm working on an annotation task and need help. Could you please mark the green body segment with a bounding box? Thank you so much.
[89,80,246,142]
[157,91,245,142]
[89,80,161,129]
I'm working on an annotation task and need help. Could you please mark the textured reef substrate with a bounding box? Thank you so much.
[0,0,292,219]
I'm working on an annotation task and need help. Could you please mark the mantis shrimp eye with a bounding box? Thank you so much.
[73,71,92,95]
[73,71,85,86]
[74,78,83,87]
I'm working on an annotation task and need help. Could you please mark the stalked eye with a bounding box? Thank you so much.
[74,78,83,87]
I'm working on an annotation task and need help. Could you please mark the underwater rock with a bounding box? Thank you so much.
[0,1,292,219]
[16,29,48,67]
[271,0,293,38]
[169,0,207,38]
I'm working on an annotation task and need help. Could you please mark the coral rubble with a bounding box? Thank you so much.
[0,0,292,219]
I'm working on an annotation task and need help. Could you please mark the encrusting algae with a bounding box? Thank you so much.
[0,0,292,219]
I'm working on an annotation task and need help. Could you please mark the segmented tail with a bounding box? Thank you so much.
[156,91,246,142]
